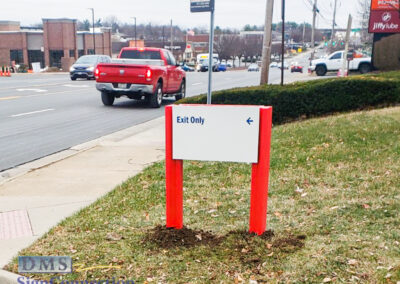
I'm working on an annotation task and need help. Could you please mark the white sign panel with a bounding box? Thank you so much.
[172,105,260,163]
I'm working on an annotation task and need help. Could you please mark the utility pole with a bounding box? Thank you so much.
[88,8,96,54]
[281,0,285,86]
[170,19,173,51]
[331,0,338,42]
[341,14,352,77]
[162,26,165,47]
[260,0,275,85]
[311,0,318,61]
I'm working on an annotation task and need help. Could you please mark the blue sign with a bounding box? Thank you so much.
[191,0,215,12]
[18,256,72,273]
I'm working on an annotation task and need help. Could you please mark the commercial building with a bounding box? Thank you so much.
[0,19,111,70]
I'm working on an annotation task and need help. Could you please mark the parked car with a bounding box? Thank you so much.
[248,63,260,72]
[200,60,219,72]
[290,62,303,73]
[180,64,194,72]
[70,55,111,81]
[309,50,372,76]
[278,61,289,70]
[218,63,227,72]
[269,62,279,68]
[95,47,186,108]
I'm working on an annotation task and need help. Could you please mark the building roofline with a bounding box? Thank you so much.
[0,21,20,25]
[42,18,77,23]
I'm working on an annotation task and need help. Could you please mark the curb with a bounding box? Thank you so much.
[0,269,20,284]
[0,116,164,186]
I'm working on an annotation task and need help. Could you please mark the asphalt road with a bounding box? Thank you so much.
[0,52,316,172]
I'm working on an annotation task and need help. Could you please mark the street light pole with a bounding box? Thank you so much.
[281,0,285,86]
[88,8,96,54]
[134,17,137,47]
[130,17,137,47]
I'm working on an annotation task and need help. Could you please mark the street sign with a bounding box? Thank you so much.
[165,105,273,235]
[172,105,260,163]
[190,0,215,12]
[369,10,400,33]
[371,0,399,10]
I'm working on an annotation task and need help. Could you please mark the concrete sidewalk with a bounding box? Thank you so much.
[0,117,165,270]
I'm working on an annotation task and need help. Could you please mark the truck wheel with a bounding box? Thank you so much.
[101,92,115,106]
[149,83,163,108]
[315,65,327,76]
[359,63,371,74]
[71,76,76,81]
[175,80,186,101]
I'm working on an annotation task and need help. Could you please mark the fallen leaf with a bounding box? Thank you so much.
[267,252,274,257]
[348,259,357,266]
[106,232,123,241]
[330,206,339,210]
[266,243,272,249]
[195,234,202,241]
[295,186,304,193]
[145,212,150,221]
[274,212,282,217]
[323,277,332,283]
[241,248,248,253]
[363,204,370,209]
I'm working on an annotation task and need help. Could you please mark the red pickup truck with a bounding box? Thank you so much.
[95,47,186,108]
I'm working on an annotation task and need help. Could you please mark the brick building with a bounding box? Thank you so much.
[0,19,111,70]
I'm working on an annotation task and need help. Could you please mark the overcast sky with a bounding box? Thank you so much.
[1,0,360,30]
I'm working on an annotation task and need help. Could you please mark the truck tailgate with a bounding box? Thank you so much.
[96,63,151,85]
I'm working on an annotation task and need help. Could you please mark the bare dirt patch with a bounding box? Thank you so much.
[144,225,222,248]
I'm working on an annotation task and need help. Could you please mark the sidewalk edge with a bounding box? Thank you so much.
[0,269,20,284]
[0,116,165,186]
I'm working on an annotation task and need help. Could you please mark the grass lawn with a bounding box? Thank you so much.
[5,107,400,283]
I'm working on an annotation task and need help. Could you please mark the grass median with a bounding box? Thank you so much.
[5,107,400,283]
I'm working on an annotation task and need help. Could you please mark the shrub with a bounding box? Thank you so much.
[177,72,400,124]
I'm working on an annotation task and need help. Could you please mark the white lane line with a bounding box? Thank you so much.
[192,82,203,86]
[10,108,55,118]
[63,84,90,88]
[16,88,47,93]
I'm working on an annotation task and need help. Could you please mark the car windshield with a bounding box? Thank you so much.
[75,56,98,64]
[120,50,161,60]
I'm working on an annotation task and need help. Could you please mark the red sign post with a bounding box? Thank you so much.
[165,105,273,235]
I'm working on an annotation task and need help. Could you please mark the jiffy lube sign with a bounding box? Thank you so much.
[369,10,400,33]
[172,105,260,163]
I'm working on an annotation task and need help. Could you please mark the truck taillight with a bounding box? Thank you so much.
[145,69,152,80]
[95,68,100,78]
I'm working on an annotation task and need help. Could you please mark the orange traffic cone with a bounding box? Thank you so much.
[6,67,11,77]
[0,67,3,77]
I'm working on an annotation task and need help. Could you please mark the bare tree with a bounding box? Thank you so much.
[358,0,373,43]
[103,16,120,33]
[214,34,241,62]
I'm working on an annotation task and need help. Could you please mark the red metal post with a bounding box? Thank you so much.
[165,106,184,229]
[249,107,273,235]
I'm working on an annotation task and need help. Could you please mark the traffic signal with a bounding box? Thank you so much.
[332,41,336,46]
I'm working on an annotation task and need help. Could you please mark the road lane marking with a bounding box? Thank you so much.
[0,96,20,101]
[16,88,47,93]
[10,108,55,118]
[192,82,203,86]
[63,84,89,88]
